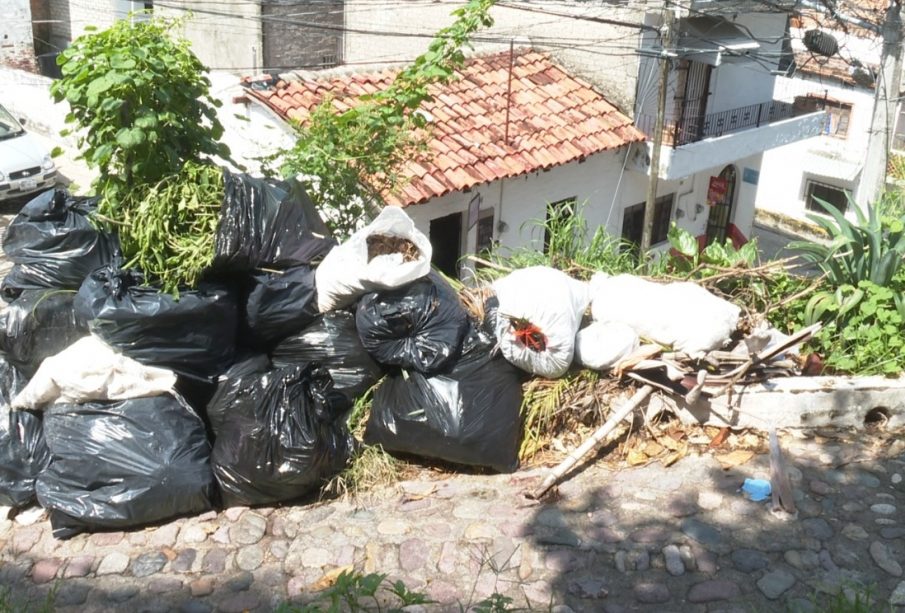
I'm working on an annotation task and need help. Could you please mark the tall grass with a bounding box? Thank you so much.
[475,200,642,281]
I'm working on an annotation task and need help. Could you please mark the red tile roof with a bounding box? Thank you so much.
[793,50,877,89]
[244,49,646,207]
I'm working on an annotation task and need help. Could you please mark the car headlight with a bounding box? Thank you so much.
[42,154,55,171]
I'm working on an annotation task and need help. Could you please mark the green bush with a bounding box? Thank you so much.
[790,193,905,287]
[51,16,229,295]
[52,16,228,202]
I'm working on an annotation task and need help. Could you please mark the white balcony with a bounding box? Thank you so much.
[632,102,826,180]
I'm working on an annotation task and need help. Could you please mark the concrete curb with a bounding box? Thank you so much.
[649,375,905,431]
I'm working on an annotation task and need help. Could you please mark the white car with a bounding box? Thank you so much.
[0,104,57,202]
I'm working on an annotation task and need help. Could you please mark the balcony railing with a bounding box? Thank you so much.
[636,99,799,147]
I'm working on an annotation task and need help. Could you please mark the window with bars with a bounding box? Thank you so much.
[794,95,852,138]
[805,179,849,214]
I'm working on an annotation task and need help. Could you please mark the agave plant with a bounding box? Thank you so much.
[790,193,905,288]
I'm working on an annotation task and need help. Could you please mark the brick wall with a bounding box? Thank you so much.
[1,0,36,72]
[262,0,344,71]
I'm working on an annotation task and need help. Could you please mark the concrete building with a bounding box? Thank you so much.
[155,0,345,73]
[2,0,38,72]
[242,50,660,277]
[7,1,345,76]
[338,1,825,251]
[756,2,887,223]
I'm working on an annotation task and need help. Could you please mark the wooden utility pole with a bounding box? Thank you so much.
[640,8,674,253]
[855,0,903,210]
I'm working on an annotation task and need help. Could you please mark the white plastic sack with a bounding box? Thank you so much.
[492,266,590,378]
[590,273,740,355]
[315,207,432,312]
[12,336,177,411]
[575,321,639,371]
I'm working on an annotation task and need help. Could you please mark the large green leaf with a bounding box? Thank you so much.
[115,127,145,149]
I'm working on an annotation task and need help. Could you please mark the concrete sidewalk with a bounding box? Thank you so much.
[1,430,903,612]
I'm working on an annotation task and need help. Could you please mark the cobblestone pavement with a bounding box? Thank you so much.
[1,430,904,612]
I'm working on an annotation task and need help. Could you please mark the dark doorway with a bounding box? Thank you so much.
[430,212,462,278]
[543,197,576,254]
[706,165,737,245]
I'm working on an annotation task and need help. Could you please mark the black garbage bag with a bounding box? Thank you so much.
[365,325,524,473]
[243,263,319,347]
[212,171,335,272]
[75,265,237,379]
[355,272,469,374]
[0,357,50,508]
[207,357,353,506]
[272,311,383,404]
[35,394,214,538]
[0,290,87,377]
[1,188,116,302]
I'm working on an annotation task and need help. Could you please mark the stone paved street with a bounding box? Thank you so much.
[1,430,904,611]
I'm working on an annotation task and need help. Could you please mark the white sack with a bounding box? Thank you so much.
[12,336,177,411]
[492,266,590,378]
[590,273,740,355]
[575,321,639,371]
[315,207,432,312]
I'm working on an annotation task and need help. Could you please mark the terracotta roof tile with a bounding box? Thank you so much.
[244,48,646,206]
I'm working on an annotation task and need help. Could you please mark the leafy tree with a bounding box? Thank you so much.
[280,0,495,237]
[51,16,229,204]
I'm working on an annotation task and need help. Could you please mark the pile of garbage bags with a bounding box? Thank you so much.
[0,184,745,538]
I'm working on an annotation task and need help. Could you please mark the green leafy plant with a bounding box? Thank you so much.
[275,570,432,612]
[478,200,640,281]
[666,223,759,272]
[111,161,224,294]
[51,16,229,202]
[51,16,229,294]
[280,0,495,238]
[802,280,905,375]
[789,194,905,287]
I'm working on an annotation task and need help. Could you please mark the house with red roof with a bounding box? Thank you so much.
[243,49,673,276]
[240,0,837,272]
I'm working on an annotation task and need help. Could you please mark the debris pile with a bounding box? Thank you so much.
[0,187,815,536]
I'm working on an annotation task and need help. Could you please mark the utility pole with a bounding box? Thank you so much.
[855,0,903,210]
[640,8,674,254]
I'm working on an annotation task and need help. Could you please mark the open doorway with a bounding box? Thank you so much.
[429,212,462,278]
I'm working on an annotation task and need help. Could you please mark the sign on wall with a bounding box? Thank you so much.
[743,167,760,185]
[707,176,729,205]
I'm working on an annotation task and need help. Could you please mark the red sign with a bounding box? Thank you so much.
[707,176,729,206]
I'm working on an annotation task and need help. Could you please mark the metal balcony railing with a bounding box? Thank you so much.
[636,99,799,147]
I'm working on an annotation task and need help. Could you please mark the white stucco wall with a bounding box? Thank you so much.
[401,149,645,258]
[208,72,296,174]
[342,0,646,114]
[756,76,875,222]
[66,0,118,41]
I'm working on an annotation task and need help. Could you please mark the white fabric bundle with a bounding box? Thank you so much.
[492,266,590,378]
[315,207,432,312]
[574,321,640,370]
[12,336,177,410]
[589,273,740,355]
